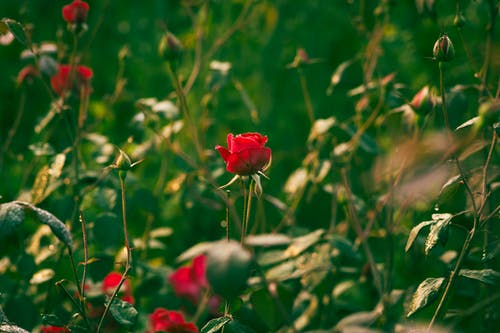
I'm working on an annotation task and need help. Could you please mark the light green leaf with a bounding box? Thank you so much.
[407,277,445,317]
[405,220,434,252]
[201,316,231,333]
[459,269,500,286]
[29,268,55,285]
[109,298,138,327]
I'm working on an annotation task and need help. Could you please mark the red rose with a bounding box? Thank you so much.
[41,326,69,333]
[102,271,135,304]
[169,255,207,304]
[62,0,89,24]
[215,132,271,176]
[147,308,198,333]
[50,64,93,96]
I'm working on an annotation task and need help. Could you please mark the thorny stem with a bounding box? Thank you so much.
[340,168,383,296]
[56,279,91,329]
[79,212,89,301]
[96,171,132,333]
[67,248,91,330]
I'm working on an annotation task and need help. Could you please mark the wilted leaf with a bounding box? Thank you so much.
[407,277,445,317]
[284,168,308,195]
[109,298,138,327]
[29,269,55,285]
[0,202,25,237]
[459,269,500,286]
[31,166,50,205]
[425,213,452,255]
[308,117,336,142]
[283,229,325,258]
[201,316,231,333]
[150,227,173,238]
[456,116,480,131]
[405,220,434,252]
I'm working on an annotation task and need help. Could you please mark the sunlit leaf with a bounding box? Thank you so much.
[459,269,500,286]
[1,19,26,45]
[109,298,138,327]
[0,324,30,333]
[245,234,291,247]
[201,316,231,333]
[425,213,452,255]
[334,310,382,331]
[407,277,444,317]
[456,116,480,131]
[29,269,55,285]
[283,229,325,258]
[405,220,434,252]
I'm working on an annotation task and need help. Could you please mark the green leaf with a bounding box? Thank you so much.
[407,277,445,317]
[41,314,64,327]
[405,220,434,252]
[283,229,325,259]
[109,298,138,327]
[30,205,73,248]
[334,310,382,331]
[201,316,231,333]
[1,19,26,45]
[459,269,500,286]
[425,213,452,255]
[0,202,25,237]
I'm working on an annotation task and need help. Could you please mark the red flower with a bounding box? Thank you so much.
[215,132,271,176]
[62,0,89,24]
[102,271,135,304]
[169,255,207,304]
[50,64,93,96]
[147,308,198,333]
[41,326,69,333]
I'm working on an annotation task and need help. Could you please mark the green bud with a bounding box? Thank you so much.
[453,12,466,28]
[158,31,183,62]
[433,34,455,62]
[206,240,252,300]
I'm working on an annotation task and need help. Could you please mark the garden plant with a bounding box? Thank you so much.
[0,0,499,332]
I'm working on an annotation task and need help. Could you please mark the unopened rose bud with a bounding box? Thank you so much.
[410,85,436,115]
[433,34,455,62]
[158,32,183,62]
[113,148,132,171]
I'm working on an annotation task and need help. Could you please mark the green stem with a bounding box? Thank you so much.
[96,171,133,333]
[438,62,451,134]
[67,247,91,330]
[298,68,315,124]
[241,179,254,244]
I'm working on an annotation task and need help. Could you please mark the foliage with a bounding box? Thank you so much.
[0,0,499,332]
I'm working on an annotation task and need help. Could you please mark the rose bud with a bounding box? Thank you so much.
[62,0,89,24]
[433,34,455,62]
[158,31,183,62]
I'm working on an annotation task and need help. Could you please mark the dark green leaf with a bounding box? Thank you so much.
[31,205,73,248]
[109,298,138,327]
[407,277,445,317]
[0,202,25,237]
[200,316,231,333]
[41,314,64,327]
[425,214,452,255]
[459,269,500,286]
[405,220,434,252]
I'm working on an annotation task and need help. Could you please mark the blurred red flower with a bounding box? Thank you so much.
[17,65,39,85]
[215,132,271,176]
[147,308,198,333]
[50,64,93,96]
[169,255,207,304]
[102,271,135,304]
[62,0,89,24]
[41,326,69,333]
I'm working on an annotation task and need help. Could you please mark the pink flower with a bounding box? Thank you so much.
[62,0,89,24]
[215,132,271,176]
[169,255,207,304]
[102,272,135,304]
[50,64,93,96]
[41,326,69,333]
[147,308,198,333]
